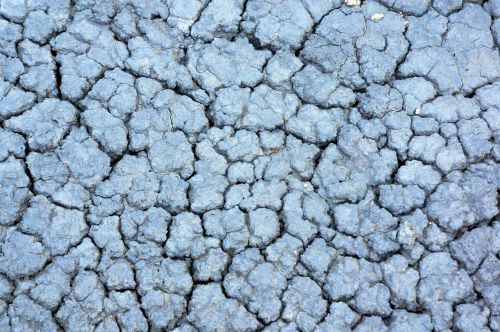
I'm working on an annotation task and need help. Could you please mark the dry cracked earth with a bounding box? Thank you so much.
[0,0,499,331]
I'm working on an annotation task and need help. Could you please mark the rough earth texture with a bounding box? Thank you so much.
[0,0,499,331]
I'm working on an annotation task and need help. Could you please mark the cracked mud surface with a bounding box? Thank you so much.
[0,0,499,331]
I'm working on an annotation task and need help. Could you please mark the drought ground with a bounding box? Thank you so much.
[0,0,499,331]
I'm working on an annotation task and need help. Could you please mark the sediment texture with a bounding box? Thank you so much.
[0,0,499,331]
